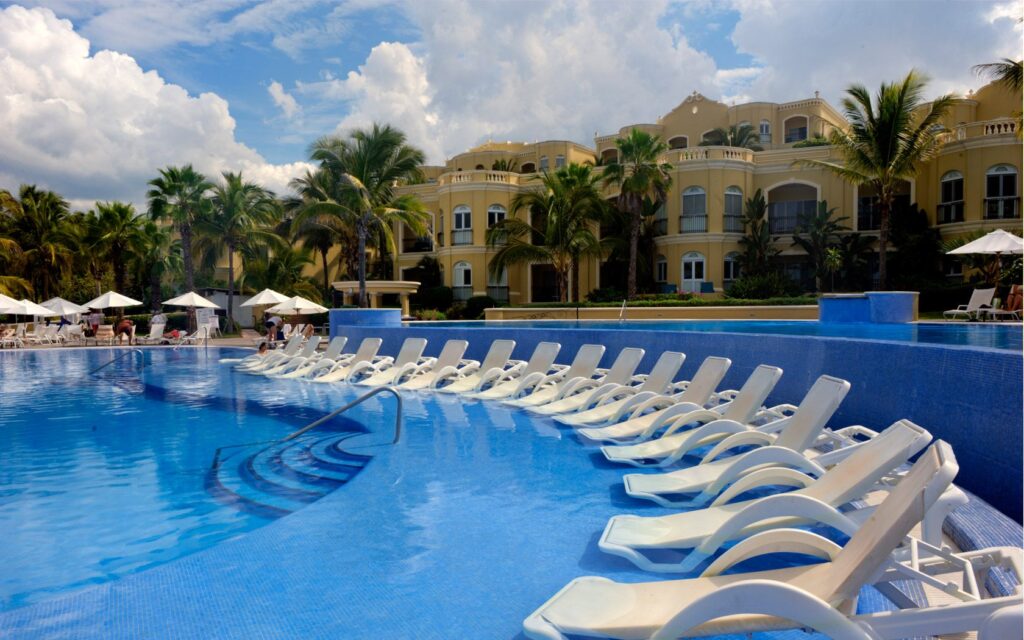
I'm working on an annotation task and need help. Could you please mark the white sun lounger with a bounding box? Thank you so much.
[502,344,607,408]
[275,336,348,379]
[527,347,646,415]
[136,323,166,345]
[258,336,321,375]
[944,287,996,321]
[604,374,851,468]
[466,342,564,401]
[554,351,690,427]
[432,339,518,393]
[601,419,942,573]
[524,441,1019,640]
[235,335,303,370]
[310,337,384,383]
[352,337,428,386]
[395,339,471,390]
[579,363,783,444]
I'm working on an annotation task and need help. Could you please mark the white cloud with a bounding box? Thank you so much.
[267,80,300,119]
[0,5,310,203]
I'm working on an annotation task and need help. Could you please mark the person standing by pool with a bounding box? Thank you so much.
[268,314,283,341]
[87,309,103,336]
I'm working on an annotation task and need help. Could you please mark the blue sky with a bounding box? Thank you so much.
[0,0,1019,204]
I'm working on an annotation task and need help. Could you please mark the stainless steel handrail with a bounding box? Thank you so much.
[88,348,144,376]
[283,386,403,444]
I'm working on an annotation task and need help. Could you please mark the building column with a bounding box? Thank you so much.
[369,292,381,309]
[400,294,411,317]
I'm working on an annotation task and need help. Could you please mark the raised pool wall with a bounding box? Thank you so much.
[334,322,1024,521]
[819,291,919,323]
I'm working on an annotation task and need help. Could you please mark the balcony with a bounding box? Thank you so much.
[452,286,472,301]
[451,229,473,246]
[985,197,1020,220]
[678,214,707,234]
[401,235,434,253]
[724,214,744,233]
[768,200,816,234]
[652,218,667,236]
[938,202,964,224]
[662,146,754,164]
[486,286,509,303]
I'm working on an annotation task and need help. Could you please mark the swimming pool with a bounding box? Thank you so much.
[0,346,1015,638]
[413,319,1023,351]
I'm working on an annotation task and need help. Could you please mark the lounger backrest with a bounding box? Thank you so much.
[967,287,996,311]
[677,356,731,406]
[524,342,561,375]
[297,336,321,357]
[721,364,783,423]
[560,344,606,386]
[322,336,348,360]
[393,338,427,366]
[810,441,957,606]
[148,323,165,338]
[602,348,645,385]
[803,419,932,505]
[281,335,304,355]
[96,325,114,338]
[350,337,383,365]
[638,351,686,393]
[480,339,516,372]
[282,323,293,336]
[774,375,851,451]
[434,340,469,369]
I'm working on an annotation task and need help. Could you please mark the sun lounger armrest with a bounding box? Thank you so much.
[512,371,548,397]
[712,389,740,404]
[669,380,690,393]
[700,529,843,578]
[659,404,718,437]
[829,425,880,442]
[391,361,422,385]
[699,446,829,503]
[556,376,599,400]
[624,393,679,419]
[710,467,818,506]
[700,429,778,463]
[345,359,378,381]
[653,579,870,640]
[473,366,509,391]
[429,364,462,388]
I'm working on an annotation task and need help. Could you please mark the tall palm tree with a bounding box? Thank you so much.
[294,123,428,307]
[738,188,778,276]
[284,168,347,301]
[239,244,320,300]
[194,172,280,330]
[0,185,76,299]
[699,123,764,151]
[603,129,673,298]
[600,195,660,294]
[132,221,180,312]
[973,58,1023,92]
[146,165,214,293]
[796,70,951,289]
[791,200,849,292]
[487,163,605,302]
[94,201,146,293]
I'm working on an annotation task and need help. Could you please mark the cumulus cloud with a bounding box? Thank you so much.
[0,5,309,203]
[267,80,301,119]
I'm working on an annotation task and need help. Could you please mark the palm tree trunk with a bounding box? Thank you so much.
[571,257,580,303]
[181,224,195,292]
[149,267,161,313]
[113,247,125,292]
[627,201,640,299]
[357,219,368,308]
[226,243,235,333]
[321,248,331,303]
[878,198,890,291]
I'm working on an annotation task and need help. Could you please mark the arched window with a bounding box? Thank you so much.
[487,265,509,302]
[600,148,618,163]
[539,156,549,171]
[452,205,472,245]
[655,255,668,283]
[724,186,743,232]
[681,251,706,293]
[723,252,741,284]
[783,116,808,143]
[487,204,507,227]
[759,119,771,144]
[520,162,536,173]
[680,186,707,233]
[453,261,472,300]
[475,164,485,170]
[939,171,964,224]
[767,183,817,233]
[668,135,688,150]
[555,154,565,168]
[985,165,1019,220]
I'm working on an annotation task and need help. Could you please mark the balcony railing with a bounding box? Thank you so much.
[784,127,808,144]
[768,200,816,234]
[452,286,472,301]
[985,197,1020,220]
[401,236,434,253]
[723,214,743,233]
[486,286,509,303]
[653,219,668,236]
[678,214,707,234]
[451,229,473,246]
[937,202,964,224]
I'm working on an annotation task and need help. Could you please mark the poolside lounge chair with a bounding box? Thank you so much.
[235,335,303,371]
[136,323,165,345]
[502,344,607,408]
[259,336,321,375]
[524,441,1024,640]
[176,326,210,346]
[526,347,646,415]
[466,342,563,400]
[553,351,689,426]
[603,374,851,468]
[432,339,518,393]
[944,287,995,321]
[579,363,783,444]
[601,420,944,572]
[309,337,384,383]
[984,284,1022,322]
[352,337,429,386]
[276,336,348,379]
[395,340,470,390]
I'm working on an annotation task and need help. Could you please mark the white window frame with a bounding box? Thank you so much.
[539,156,549,171]
[554,154,565,168]
[724,186,743,217]
[453,205,472,230]
[681,251,706,293]
[487,204,507,228]
[682,186,707,216]
[453,261,472,287]
[655,255,668,283]
[759,119,771,144]
[723,252,741,283]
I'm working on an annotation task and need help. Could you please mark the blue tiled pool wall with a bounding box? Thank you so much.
[334,324,1024,521]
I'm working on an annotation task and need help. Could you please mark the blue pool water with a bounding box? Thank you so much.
[414,319,1023,351]
[0,347,970,638]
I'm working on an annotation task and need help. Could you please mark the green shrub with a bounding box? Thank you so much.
[414,309,447,321]
[464,295,497,320]
[416,286,453,312]
[586,287,626,303]
[725,272,801,299]
[445,302,466,319]
[792,136,830,148]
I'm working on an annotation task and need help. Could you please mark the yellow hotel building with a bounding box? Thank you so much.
[392,80,1021,304]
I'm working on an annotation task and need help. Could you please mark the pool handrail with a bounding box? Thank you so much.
[283,386,403,444]
[88,348,145,376]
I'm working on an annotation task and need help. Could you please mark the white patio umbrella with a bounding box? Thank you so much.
[240,288,290,307]
[83,291,144,309]
[265,296,329,315]
[41,297,90,316]
[17,299,60,316]
[947,229,1023,255]
[163,291,221,309]
[0,293,21,313]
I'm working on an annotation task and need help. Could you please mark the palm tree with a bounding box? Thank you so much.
[600,196,660,294]
[194,172,280,330]
[239,244,320,300]
[147,165,214,292]
[699,123,764,151]
[491,158,519,172]
[284,168,347,301]
[796,70,951,289]
[94,201,146,293]
[973,58,1023,92]
[294,123,428,307]
[737,188,778,276]
[791,200,849,292]
[603,129,673,298]
[0,185,76,299]
[132,221,180,312]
